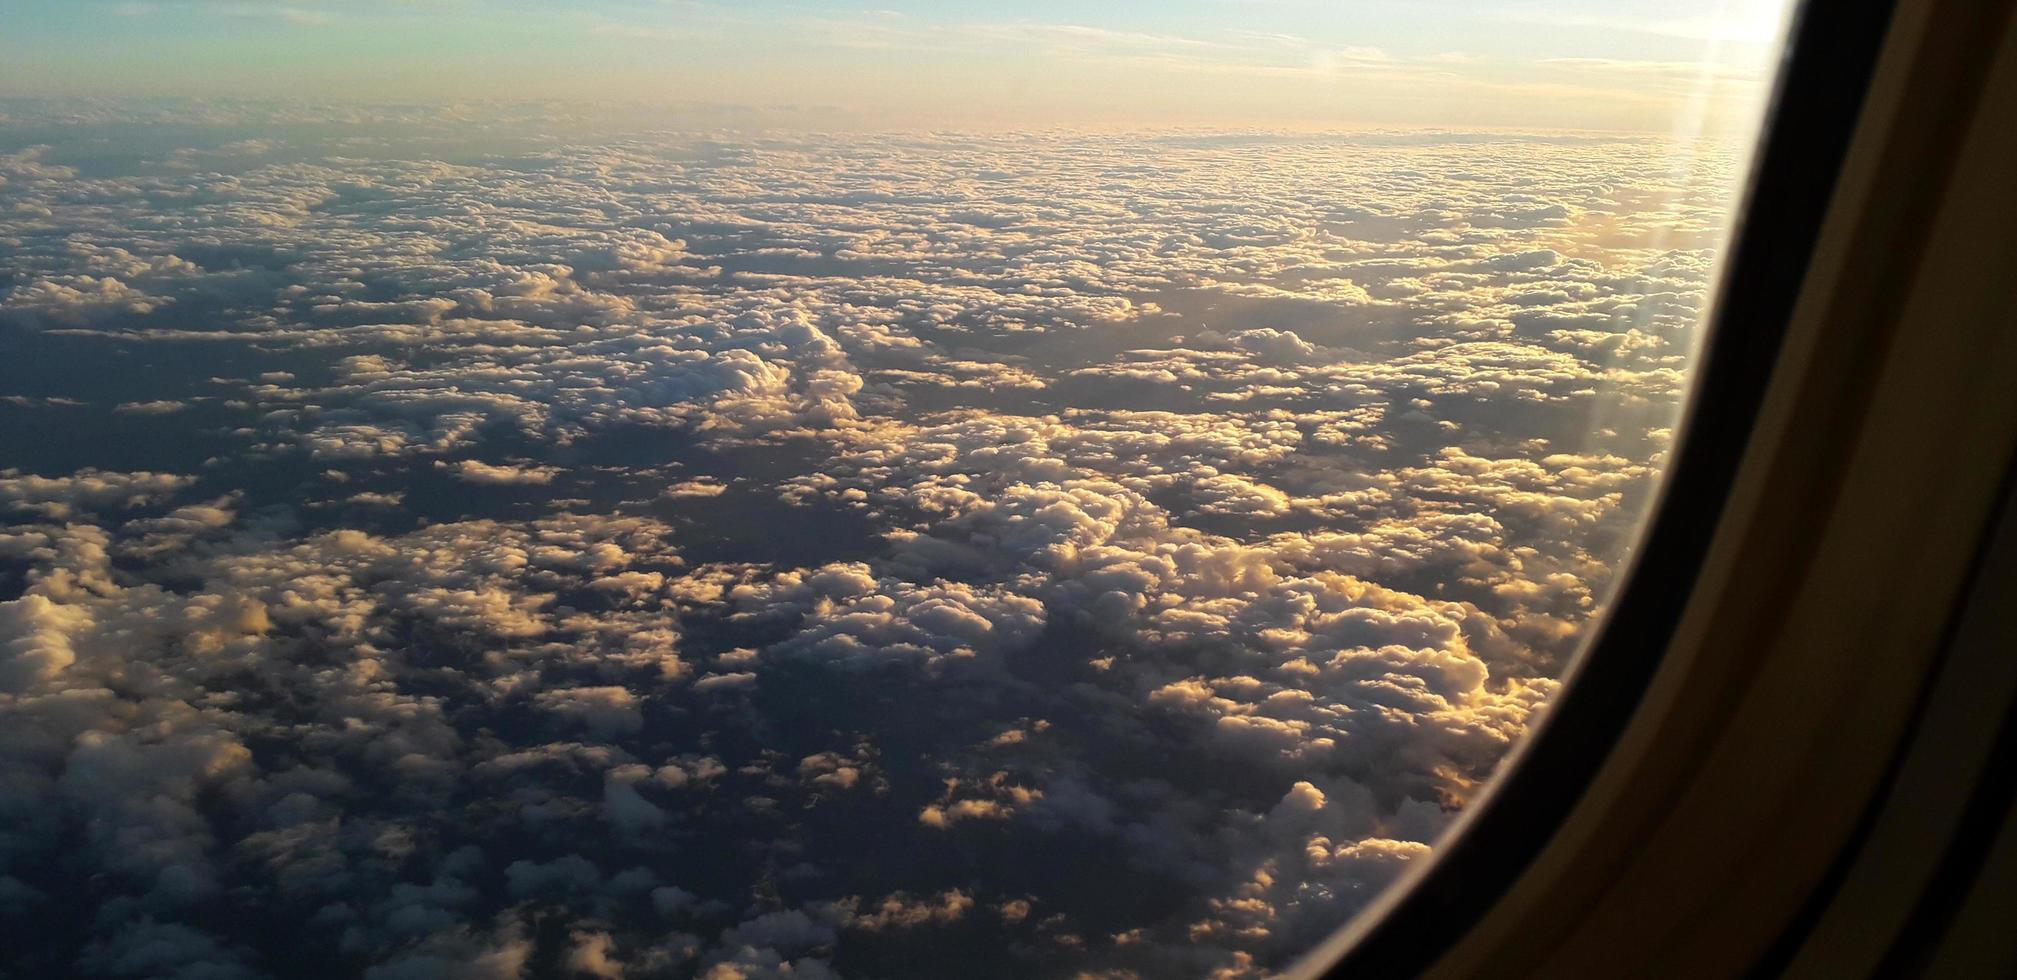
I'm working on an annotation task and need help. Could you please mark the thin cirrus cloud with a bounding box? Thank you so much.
[0,0,1788,131]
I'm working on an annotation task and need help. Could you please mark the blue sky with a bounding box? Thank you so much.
[0,0,1793,130]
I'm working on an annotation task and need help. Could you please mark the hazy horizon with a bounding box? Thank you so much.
[3,0,1788,133]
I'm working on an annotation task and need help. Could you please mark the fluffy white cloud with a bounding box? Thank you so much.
[0,469,196,518]
[445,459,565,485]
[0,107,1734,978]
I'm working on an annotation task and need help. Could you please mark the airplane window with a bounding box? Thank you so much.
[0,2,1796,976]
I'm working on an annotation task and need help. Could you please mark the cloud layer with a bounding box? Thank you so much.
[0,105,1738,978]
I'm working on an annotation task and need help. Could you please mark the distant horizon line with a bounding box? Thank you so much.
[0,96,1753,140]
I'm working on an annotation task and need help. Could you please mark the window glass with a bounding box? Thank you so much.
[0,2,1792,976]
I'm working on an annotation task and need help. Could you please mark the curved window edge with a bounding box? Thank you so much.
[1293,1,1908,975]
